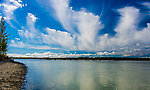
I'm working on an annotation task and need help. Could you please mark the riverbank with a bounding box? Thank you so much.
[0,61,27,90]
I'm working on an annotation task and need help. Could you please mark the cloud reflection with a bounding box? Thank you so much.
[15,59,150,90]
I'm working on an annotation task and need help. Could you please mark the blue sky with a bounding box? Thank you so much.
[0,0,150,57]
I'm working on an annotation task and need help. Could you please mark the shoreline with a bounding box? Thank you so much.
[12,57,150,61]
[0,60,27,90]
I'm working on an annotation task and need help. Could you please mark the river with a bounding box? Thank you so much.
[15,59,150,90]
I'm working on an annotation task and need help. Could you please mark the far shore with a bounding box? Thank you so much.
[12,57,150,61]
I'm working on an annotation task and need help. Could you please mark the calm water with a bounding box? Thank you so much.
[15,59,150,90]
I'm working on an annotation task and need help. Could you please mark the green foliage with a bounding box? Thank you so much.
[0,17,9,60]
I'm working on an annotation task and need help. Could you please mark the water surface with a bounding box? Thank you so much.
[15,59,150,90]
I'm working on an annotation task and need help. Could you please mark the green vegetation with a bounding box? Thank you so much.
[0,17,9,60]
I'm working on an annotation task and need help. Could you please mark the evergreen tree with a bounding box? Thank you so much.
[0,17,9,59]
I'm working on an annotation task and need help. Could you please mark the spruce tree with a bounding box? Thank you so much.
[0,17,9,60]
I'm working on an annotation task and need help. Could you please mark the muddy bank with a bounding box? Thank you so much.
[0,61,27,90]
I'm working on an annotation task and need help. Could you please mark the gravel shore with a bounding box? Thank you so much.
[0,61,27,90]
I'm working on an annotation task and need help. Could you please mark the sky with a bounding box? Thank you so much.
[0,0,150,57]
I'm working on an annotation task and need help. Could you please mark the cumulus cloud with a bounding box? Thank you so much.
[18,13,42,44]
[7,51,117,58]
[51,0,103,50]
[9,0,150,56]
[27,13,38,23]
[47,0,150,55]
[11,13,76,50]
[26,13,38,35]
[113,7,150,46]
[134,23,150,43]
[42,28,76,48]
[96,51,116,55]
[112,7,140,46]
[96,6,150,55]
[75,11,103,50]
[10,13,44,49]
[96,7,140,50]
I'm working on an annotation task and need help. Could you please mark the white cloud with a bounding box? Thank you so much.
[10,40,57,50]
[7,50,118,58]
[47,0,150,54]
[96,6,150,53]
[10,13,45,49]
[7,51,93,58]
[18,13,42,44]
[18,0,22,3]
[15,38,20,40]
[8,1,150,56]
[12,13,75,50]
[7,53,28,57]
[96,51,116,55]
[26,13,38,33]
[0,0,25,20]
[29,46,58,50]
[51,0,103,50]
[27,13,38,22]
[113,7,150,46]
[142,2,150,9]
[97,33,112,50]
[134,23,150,43]
[50,0,74,33]
[18,30,34,39]
[10,40,27,48]
[42,27,76,48]
[0,14,1,19]
[75,11,103,50]
[112,7,139,46]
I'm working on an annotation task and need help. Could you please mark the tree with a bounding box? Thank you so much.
[0,17,9,60]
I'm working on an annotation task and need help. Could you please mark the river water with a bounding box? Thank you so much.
[15,59,150,90]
